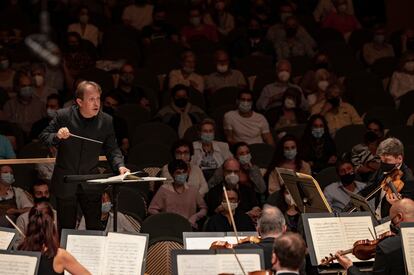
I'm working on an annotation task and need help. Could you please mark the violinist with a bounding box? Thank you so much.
[236,204,287,270]
[356,138,414,218]
[335,198,414,275]
[271,232,306,275]
[205,185,256,232]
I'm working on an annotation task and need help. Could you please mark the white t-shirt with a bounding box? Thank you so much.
[223,110,270,144]
[122,4,153,31]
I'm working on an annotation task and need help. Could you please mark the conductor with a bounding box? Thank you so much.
[39,81,129,231]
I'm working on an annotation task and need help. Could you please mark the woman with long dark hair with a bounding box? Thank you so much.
[18,202,90,275]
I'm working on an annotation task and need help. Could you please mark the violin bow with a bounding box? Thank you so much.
[223,185,247,275]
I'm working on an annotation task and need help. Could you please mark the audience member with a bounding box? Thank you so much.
[321,0,360,38]
[68,6,100,47]
[31,63,58,103]
[324,159,366,212]
[35,146,57,183]
[205,49,247,94]
[141,6,179,45]
[266,134,311,194]
[30,93,62,140]
[168,50,205,93]
[313,0,354,22]
[300,114,337,173]
[203,0,235,36]
[0,134,15,159]
[389,52,414,104]
[122,0,153,31]
[224,90,274,145]
[0,50,15,94]
[311,83,363,135]
[156,85,206,138]
[272,87,308,130]
[181,6,218,45]
[362,25,394,65]
[149,159,208,229]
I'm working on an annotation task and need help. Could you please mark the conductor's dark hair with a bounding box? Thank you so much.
[273,232,306,270]
[168,159,189,175]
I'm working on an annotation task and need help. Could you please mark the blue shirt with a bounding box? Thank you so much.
[0,134,15,159]
[324,181,366,212]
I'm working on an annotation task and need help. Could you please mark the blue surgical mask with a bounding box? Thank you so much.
[238,153,252,165]
[101,202,112,213]
[174,173,188,184]
[284,149,297,160]
[311,127,324,138]
[201,132,214,143]
[20,86,34,98]
[1,173,14,185]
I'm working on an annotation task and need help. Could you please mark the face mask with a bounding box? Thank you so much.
[176,153,191,163]
[201,132,214,143]
[374,34,385,44]
[79,14,89,24]
[190,17,201,26]
[318,80,329,91]
[0,60,9,70]
[380,162,396,173]
[47,108,57,118]
[307,93,317,106]
[284,98,296,109]
[285,27,297,38]
[33,75,44,87]
[217,64,229,73]
[340,172,355,186]
[280,12,292,23]
[311,127,324,138]
[182,66,194,74]
[225,172,239,185]
[20,86,34,98]
[238,101,252,113]
[337,4,347,13]
[174,173,188,184]
[221,202,238,212]
[238,153,252,165]
[120,73,134,85]
[34,196,50,204]
[174,98,188,108]
[101,202,112,213]
[278,71,290,82]
[284,149,297,160]
[1,173,14,185]
[404,61,414,72]
[327,97,340,108]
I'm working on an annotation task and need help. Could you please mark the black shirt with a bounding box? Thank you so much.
[205,212,255,232]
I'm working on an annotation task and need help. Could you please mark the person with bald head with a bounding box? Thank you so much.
[257,59,306,111]
[336,198,414,275]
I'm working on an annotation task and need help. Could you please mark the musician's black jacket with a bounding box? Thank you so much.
[39,105,125,198]
[347,234,405,275]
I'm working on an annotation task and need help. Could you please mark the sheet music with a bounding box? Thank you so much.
[0,254,37,275]
[65,235,106,275]
[102,233,146,275]
[401,227,414,275]
[218,254,262,275]
[0,230,15,249]
[185,237,238,250]
[308,216,374,264]
[375,221,391,237]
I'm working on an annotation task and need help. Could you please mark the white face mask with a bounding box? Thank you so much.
[317,80,329,91]
[307,93,318,106]
[34,75,44,87]
[284,98,296,109]
[221,202,238,213]
[225,172,239,185]
[217,64,229,73]
[278,71,290,82]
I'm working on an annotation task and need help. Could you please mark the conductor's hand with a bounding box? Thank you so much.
[335,251,353,270]
[57,127,70,139]
[119,166,130,175]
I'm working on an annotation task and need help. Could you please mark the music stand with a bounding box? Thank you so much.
[276,168,332,213]
[345,189,379,225]
[64,173,165,232]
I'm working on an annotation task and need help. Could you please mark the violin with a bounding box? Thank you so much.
[380,168,404,199]
[320,231,395,266]
[210,236,261,249]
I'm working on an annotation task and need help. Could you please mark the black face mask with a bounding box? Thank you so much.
[174,98,188,108]
[380,162,396,173]
[327,97,340,108]
[285,27,297,38]
[102,106,115,116]
[340,173,355,186]
[33,196,50,204]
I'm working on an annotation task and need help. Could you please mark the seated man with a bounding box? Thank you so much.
[236,204,287,270]
[78,188,136,234]
[272,232,306,275]
[205,49,246,94]
[324,159,366,212]
[0,165,33,226]
[224,89,274,146]
[205,185,255,232]
[30,93,62,140]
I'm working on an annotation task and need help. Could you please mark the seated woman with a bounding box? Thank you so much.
[77,188,136,234]
[389,52,414,104]
[149,159,208,229]
[266,134,311,195]
[162,139,208,196]
[18,202,91,274]
[191,118,232,180]
[205,185,255,232]
[300,114,337,173]
[272,87,308,130]
[302,68,336,108]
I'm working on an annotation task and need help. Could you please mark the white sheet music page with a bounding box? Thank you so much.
[218,254,262,275]
[65,235,106,275]
[401,226,414,275]
[0,230,15,249]
[308,216,374,264]
[0,254,37,275]
[185,236,238,250]
[375,221,391,237]
[176,254,218,275]
[102,232,146,275]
